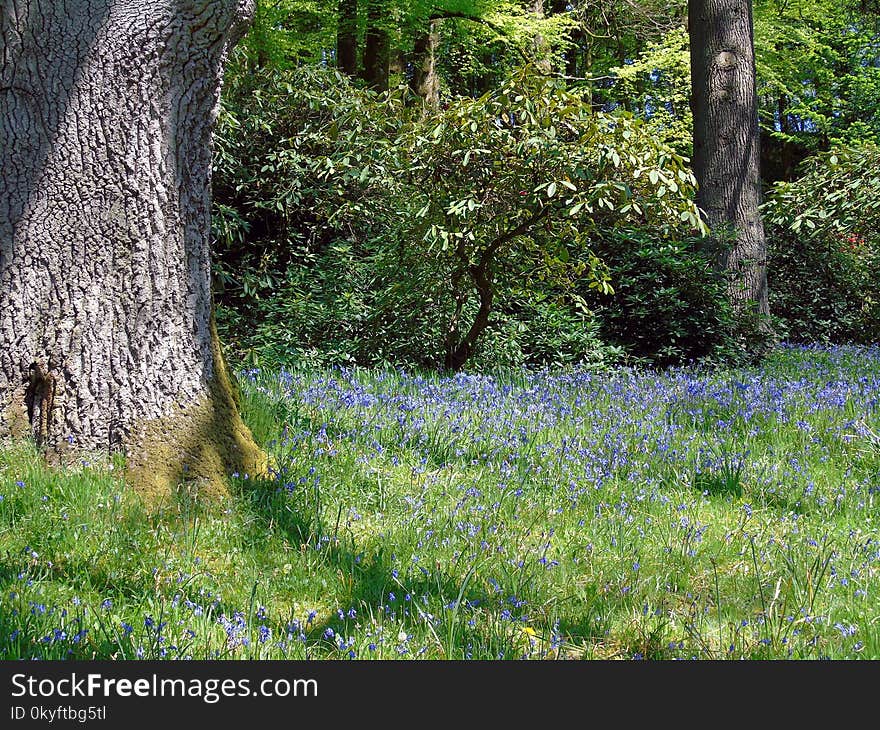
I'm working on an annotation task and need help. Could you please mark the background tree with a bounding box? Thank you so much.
[410,19,442,110]
[689,0,769,317]
[0,0,265,498]
[337,0,359,75]
[610,27,693,155]
[361,0,392,90]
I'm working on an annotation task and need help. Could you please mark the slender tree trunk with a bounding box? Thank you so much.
[249,0,270,69]
[0,0,266,500]
[443,207,550,371]
[410,20,440,111]
[445,264,494,372]
[531,0,552,73]
[337,0,358,76]
[361,0,390,91]
[777,94,796,180]
[689,0,769,316]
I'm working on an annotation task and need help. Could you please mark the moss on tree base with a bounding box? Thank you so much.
[125,322,268,504]
[1,323,265,505]
[125,386,266,504]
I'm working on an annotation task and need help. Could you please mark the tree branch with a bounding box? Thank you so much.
[481,204,551,266]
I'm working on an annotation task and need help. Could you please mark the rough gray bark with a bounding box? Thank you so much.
[689,0,769,316]
[0,0,264,497]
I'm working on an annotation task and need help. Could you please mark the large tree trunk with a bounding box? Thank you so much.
[361,0,390,91]
[689,0,769,316]
[0,0,266,500]
[337,0,358,76]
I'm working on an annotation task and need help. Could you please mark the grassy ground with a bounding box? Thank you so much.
[1,344,879,659]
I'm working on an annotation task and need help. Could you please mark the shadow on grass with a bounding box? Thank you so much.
[228,474,508,655]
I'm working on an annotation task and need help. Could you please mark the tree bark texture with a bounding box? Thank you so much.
[361,0,389,91]
[444,263,493,373]
[689,0,769,316]
[336,0,358,76]
[410,20,439,111]
[0,0,266,499]
[531,0,552,73]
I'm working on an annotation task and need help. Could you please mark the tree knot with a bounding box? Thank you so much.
[25,361,56,447]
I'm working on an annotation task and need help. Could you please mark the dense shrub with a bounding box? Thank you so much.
[215,239,451,370]
[467,293,623,370]
[212,60,402,316]
[577,229,750,366]
[766,229,878,344]
[213,60,709,370]
[762,144,880,344]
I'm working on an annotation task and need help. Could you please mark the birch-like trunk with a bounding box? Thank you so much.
[531,0,552,73]
[689,0,769,316]
[0,0,265,499]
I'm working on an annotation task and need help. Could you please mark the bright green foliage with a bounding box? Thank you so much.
[214,63,706,370]
[406,67,704,250]
[755,0,880,152]
[610,27,692,156]
[237,0,336,68]
[762,144,880,343]
[764,144,880,239]
[564,0,686,82]
[422,1,577,94]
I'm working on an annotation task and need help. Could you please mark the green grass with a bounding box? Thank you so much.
[1,344,879,659]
